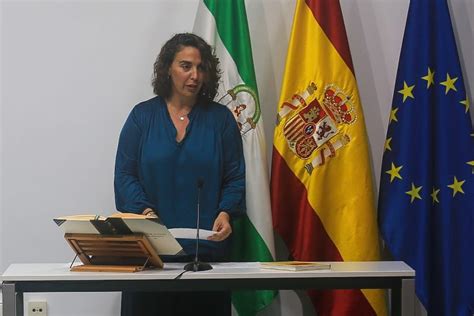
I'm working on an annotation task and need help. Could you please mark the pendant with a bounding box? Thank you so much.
[179,116,185,121]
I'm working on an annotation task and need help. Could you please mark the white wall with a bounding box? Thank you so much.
[1,0,472,315]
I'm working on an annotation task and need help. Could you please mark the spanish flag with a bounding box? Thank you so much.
[270,1,387,315]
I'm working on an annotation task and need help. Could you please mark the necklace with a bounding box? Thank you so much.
[167,102,191,122]
[169,109,189,121]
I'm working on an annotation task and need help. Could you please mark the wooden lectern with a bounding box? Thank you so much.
[65,233,163,272]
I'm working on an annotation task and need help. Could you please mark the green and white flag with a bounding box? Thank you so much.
[194,1,276,315]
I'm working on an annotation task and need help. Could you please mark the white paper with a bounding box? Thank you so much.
[168,228,216,240]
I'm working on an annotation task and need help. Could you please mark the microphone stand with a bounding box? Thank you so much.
[184,179,212,272]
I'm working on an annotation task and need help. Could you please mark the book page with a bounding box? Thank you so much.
[168,228,216,240]
[119,218,184,256]
[55,215,107,221]
[108,212,149,219]
[54,215,106,234]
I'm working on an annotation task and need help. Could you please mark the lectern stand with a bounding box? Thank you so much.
[64,233,163,272]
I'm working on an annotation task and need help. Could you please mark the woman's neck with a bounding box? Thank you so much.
[166,94,196,112]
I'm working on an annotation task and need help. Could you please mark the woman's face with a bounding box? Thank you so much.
[168,46,205,102]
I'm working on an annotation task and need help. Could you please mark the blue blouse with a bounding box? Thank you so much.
[114,96,245,258]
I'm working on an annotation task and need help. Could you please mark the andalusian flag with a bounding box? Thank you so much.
[271,1,387,315]
[194,1,276,315]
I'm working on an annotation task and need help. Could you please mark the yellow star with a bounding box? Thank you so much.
[406,183,423,203]
[398,81,415,102]
[447,176,465,197]
[421,68,435,88]
[460,98,470,113]
[431,187,440,204]
[384,137,392,152]
[440,73,458,94]
[386,162,403,183]
[390,107,399,124]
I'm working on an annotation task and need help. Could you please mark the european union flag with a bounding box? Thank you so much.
[378,0,474,315]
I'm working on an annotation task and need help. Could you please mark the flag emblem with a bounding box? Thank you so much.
[218,84,260,135]
[281,83,354,171]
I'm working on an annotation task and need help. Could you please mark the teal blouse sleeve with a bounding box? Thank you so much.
[114,107,155,214]
[218,109,246,218]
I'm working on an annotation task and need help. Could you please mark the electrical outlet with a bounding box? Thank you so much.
[28,301,47,316]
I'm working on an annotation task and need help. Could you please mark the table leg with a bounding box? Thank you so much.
[391,280,401,316]
[2,283,23,316]
[401,278,416,316]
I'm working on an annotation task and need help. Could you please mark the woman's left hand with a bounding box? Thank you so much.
[208,211,232,241]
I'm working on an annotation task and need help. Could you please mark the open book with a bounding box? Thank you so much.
[260,261,331,271]
[54,213,187,256]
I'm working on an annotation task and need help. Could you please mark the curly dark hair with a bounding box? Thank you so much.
[152,33,221,105]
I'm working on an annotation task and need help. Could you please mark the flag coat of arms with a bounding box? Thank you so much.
[271,0,386,315]
[378,0,474,315]
[194,1,276,315]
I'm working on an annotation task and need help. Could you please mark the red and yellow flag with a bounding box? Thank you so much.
[271,1,387,315]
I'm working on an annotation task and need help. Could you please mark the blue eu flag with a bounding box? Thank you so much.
[378,0,474,315]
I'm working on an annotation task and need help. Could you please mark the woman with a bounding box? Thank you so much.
[114,33,245,316]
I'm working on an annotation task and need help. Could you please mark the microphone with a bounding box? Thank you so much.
[184,179,212,271]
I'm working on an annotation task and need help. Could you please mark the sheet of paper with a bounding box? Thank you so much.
[168,228,216,240]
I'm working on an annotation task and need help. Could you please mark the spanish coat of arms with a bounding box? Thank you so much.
[277,83,356,174]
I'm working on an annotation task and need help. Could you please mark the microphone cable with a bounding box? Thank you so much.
[174,269,190,280]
